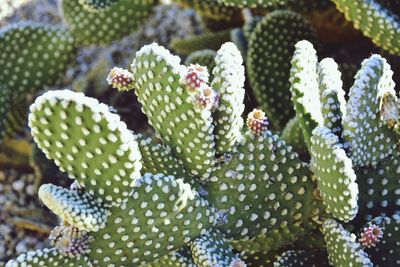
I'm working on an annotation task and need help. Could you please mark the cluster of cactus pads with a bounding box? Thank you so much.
[6,39,400,266]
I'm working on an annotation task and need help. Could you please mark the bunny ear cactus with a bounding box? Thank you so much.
[273,250,329,266]
[61,0,156,45]
[7,89,218,267]
[0,22,76,142]
[331,0,400,55]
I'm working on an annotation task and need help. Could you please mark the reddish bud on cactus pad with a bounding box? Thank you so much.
[246,109,269,135]
[107,67,135,91]
[194,86,219,110]
[360,224,383,248]
[184,64,209,92]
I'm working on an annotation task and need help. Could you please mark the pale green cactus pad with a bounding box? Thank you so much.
[273,250,329,266]
[343,54,397,167]
[247,10,316,129]
[61,0,155,45]
[28,89,142,207]
[189,229,243,266]
[289,40,323,149]
[323,219,372,267]
[131,43,216,181]
[311,126,358,222]
[331,0,400,55]
[211,42,245,154]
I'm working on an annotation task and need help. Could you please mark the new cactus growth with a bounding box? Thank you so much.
[5,35,400,266]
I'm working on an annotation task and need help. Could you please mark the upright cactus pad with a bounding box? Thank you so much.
[247,10,317,129]
[61,0,156,45]
[331,0,400,55]
[211,42,245,154]
[289,40,323,148]
[131,43,216,181]
[343,55,397,167]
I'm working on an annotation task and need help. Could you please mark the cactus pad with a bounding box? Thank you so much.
[131,43,216,181]
[211,42,245,154]
[311,126,358,222]
[247,10,316,129]
[28,89,142,207]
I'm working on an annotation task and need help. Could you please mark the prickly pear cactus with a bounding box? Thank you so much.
[6,39,400,266]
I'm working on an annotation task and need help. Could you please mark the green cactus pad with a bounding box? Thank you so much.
[280,117,307,154]
[148,247,196,267]
[0,22,75,95]
[5,248,92,267]
[185,49,217,76]
[28,89,142,207]
[248,10,317,129]
[170,30,232,56]
[363,214,400,266]
[355,156,400,226]
[322,219,372,267]
[211,42,245,154]
[331,0,400,55]
[290,40,323,149]
[86,173,217,265]
[273,250,329,266]
[78,0,118,12]
[318,58,346,138]
[38,184,108,232]
[311,126,358,222]
[190,229,242,267]
[61,0,155,45]
[343,54,397,167]
[135,134,188,181]
[131,43,216,181]
[206,129,320,252]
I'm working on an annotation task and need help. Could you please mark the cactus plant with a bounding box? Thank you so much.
[331,0,400,55]
[6,38,400,266]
